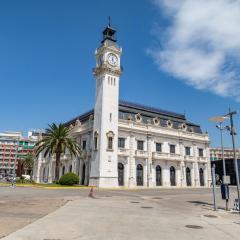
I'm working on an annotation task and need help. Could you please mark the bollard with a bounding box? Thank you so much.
[88,187,95,198]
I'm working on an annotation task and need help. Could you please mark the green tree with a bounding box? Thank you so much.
[23,153,34,180]
[35,123,81,181]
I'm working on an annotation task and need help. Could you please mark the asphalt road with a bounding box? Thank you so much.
[0,186,239,239]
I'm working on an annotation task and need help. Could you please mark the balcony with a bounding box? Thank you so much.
[198,156,208,163]
[118,148,130,157]
[135,150,148,158]
[184,155,195,162]
[152,152,181,161]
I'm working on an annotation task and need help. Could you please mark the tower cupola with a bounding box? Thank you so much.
[102,17,117,43]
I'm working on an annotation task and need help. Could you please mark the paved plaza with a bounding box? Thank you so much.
[0,186,240,239]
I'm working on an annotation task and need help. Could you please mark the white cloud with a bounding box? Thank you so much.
[150,0,240,100]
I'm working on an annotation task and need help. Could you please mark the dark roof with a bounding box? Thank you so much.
[65,109,94,126]
[64,100,202,134]
[119,100,185,120]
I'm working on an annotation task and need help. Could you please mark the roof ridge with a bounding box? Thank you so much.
[119,100,185,119]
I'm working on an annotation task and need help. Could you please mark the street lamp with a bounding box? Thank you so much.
[224,109,240,212]
[209,115,229,210]
[209,116,229,179]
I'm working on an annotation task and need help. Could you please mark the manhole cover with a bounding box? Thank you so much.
[131,201,140,203]
[141,206,153,209]
[203,214,218,218]
[185,225,203,229]
[152,197,162,199]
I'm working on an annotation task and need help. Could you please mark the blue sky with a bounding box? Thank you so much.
[0,0,240,147]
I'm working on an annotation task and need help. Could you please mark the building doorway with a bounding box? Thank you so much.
[156,165,162,186]
[170,166,176,186]
[136,164,143,186]
[81,163,86,185]
[62,166,65,176]
[186,167,191,186]
[199,168,204,186]
[118,163,124,186]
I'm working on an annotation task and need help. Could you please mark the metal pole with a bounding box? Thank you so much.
[219,122,228,210]
[228,108,240,212]
[219,123,226,176]
[211,164,217,211]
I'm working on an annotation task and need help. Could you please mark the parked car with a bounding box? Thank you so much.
[22,174,31,180]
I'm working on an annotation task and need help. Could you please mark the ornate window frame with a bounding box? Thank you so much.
[181,123,187,131]
[166,120,173,128]
[106,131,115,151]
[189,127,194,133]
[153,117,160,126]
[135,113,142,123]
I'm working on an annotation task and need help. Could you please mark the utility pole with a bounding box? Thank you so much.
[227,108,240,212]
[217,122,228,210]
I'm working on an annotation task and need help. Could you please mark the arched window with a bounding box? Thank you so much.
[136,164,143,186]
[170,166,176,186]
[62,166,65,176]
[186,167,191,186]
[69,165,72,173]
[156,165,162,186]
[118,163,124,186]
[199,168,204,186]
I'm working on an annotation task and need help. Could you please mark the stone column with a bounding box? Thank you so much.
[128,133,135,187]
[179,140,186,187]
[147,133,153,187]
[193,143,199,187]
[205,145,211,187]
[48,160,53,183]
[162,161,170,187]
[194,162,200,187]
[176,164,182,187]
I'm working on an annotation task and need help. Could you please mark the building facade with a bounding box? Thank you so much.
[210,147,240,161]
[34,25,211,188]
[0,131,38,177]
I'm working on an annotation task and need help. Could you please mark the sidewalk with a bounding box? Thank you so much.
[3,194,240,240]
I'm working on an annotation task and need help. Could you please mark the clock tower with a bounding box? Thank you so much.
[89,24,122,187]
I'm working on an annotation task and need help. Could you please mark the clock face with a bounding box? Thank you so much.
[107,53,118,66]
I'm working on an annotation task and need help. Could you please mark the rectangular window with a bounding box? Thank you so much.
[185,147,191,156]
[170,144,175,154]
[198,148,203,157]
[156,143,162,152]
[108,137,113,150]
[118,138,125,149]
[82,140,86,150]
[137,140,144,150]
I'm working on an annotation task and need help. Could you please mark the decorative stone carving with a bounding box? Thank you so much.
[135,113,142,123]
[153,117,160,126]
[75,119,81,126]
[166,120,173,128]
[181,123,187,131]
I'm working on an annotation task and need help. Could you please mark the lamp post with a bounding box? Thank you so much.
[225,109,240,212]
[209,116,229,210]
[216,123,227,177]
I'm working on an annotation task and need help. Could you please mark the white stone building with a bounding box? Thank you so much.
[34,24,211,188]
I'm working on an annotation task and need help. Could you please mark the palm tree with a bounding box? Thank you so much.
[35,123,81,181]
